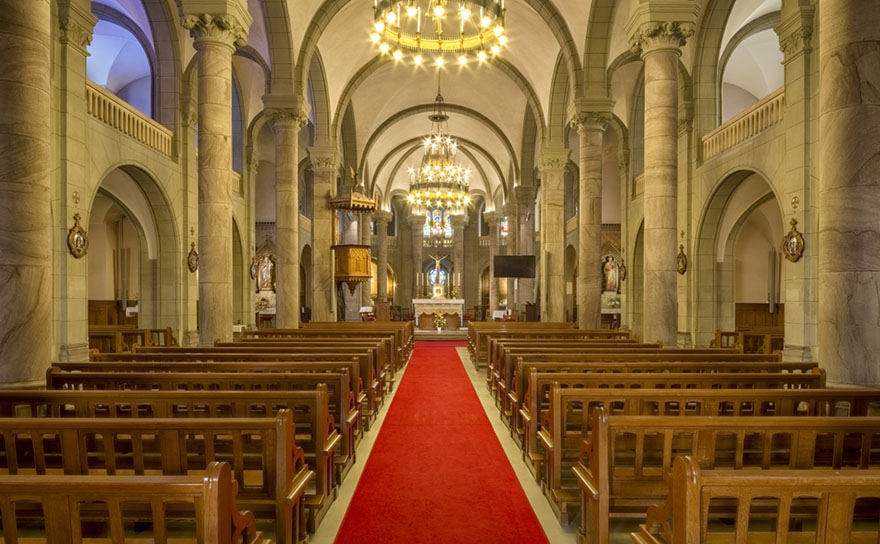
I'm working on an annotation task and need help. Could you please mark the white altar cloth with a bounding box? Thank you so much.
[412,298,464,327]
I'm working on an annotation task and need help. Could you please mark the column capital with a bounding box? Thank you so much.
[263,94,311,130]
[569,97,614,133]
[450,214,468,228]
[625,1,700,57]
[58,0,98,53]
[374,210,393,225]
[308,146,340,173]
[483,211,502,225]
[181,9,251,50]
[407,214,425,229]
[538,148,571,174]
[775,6,814,63]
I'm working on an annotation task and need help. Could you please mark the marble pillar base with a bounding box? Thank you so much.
[782,345,813,362]
[58,342,90,363]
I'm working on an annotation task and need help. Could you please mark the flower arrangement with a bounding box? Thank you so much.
[433,313,447,330]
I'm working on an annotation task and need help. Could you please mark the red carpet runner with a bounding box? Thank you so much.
[334,340,549,544]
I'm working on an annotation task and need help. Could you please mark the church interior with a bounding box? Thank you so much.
[1,0,880,542]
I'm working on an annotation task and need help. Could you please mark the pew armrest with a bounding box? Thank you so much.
[572,464,599,500]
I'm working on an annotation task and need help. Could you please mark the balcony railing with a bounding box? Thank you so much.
[232,171,243,195]
[702,87,784,160]
[86,80,173,157]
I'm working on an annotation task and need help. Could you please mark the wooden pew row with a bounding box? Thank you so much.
[632,456,880,544]
[53,359,364,451]
[0,462,269,544]
[301,321,415,359]
[94,348,384,425]
[492,346,761,404]
[503,352,786,431]
[213,340,393,397]
[46,369,354,489]
[532,371,828,523]
[0,388,339,532]
[509,359,819,443]
[243,329,406,372]
[575,409,880,543]
[472,327,630,369]
[0,411,311,544]
[88,326,178,354]
[467,322,579,366]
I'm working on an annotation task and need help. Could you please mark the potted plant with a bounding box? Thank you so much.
[433,313,447,333]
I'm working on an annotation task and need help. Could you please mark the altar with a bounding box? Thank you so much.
[412,298,465,330]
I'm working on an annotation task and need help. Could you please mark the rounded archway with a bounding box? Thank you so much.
[694,170,784,346]
[87,165,180,332]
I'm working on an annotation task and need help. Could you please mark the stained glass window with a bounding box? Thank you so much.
[423,209,453,239]
[428,268,447,285]
[500,216,509,237]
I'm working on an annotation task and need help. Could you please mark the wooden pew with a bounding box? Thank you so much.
[632,456,880,544]
[46,368,355,490]
[94,347,384,425]
[244,328,407,371]
[0,411,311,544]
[467,322,578,367]
[53,359,364,461]
[474,328,631,369]
[300,321,415,359]
[509,358,818,441]
[575,409,880,543]
[533,370,827,523]
[0,462,269,544]
[88,326,178,353]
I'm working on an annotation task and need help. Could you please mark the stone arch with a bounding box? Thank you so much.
[258,0,297,93]
[546,53,571,146]
[694,168,783,346]
[87,163,181,334]
[691,0,739,136]
[308,50,332,145]
[331,54,546,146]
[135,0,181,127]
[358,103,521,182]
[582,0,616,97]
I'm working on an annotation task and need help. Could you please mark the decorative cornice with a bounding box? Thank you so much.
[571,111,612,133]
[181,13,248,49]
[630,21,694,56]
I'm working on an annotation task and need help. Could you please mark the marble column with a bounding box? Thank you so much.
[375,211,392,303]
[485,211,501,312]
[628,19,694,345]
[574,113,610,329]
[183,12,250,344]
[308,147,338,322]
[818,0,880,384]
[408,215,424,299]
[0,0,52,382]
[451,214,466,297]
[539,150,570,322]
[360,211,373,306]
[504,203,517,311]
[265,100,308,329]
[515,186,537,314]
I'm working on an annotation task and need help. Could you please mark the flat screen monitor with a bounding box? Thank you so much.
[494,255,536,278]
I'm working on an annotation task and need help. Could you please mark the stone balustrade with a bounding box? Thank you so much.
[86,80,173,156]
[702,87,784,160]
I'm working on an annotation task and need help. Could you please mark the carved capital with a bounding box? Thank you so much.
[374,210,393,226]
[630,21,694,56]
[181,13,248,49]
[571,111,611,133]
[59,10,97,53]
[308,147,340,173]
[778,26,813,61]
[265,108,309,132]
[678,117,693,135]
[515,185,538,205]
[539,149,571,174]
[183,111,199,129]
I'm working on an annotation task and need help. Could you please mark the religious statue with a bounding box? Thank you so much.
[602,255,619,293]
[428,252,448,299]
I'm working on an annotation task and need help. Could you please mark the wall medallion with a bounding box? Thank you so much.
[67,213,89,259]
[782,218,805,262]
[187,242,199,272]
[676,244,688,275]
[249,259,257,280]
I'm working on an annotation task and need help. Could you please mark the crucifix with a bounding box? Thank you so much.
[427,251,448,297]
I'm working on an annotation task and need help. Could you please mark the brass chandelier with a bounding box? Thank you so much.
[371,0,507,65]
[406,86,471,216]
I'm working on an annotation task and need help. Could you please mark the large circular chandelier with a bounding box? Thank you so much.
[371,0,507,66]
[406,90,471,216]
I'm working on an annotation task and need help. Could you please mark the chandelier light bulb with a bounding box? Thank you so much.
[414,53,423,64]
[460,7,471,19]
[491,44,500,55]
[380,42,390,53]
[374,21,385,32]
[494,25,503,36]
[393,49,403,60]
[435,55,444,66]
[498,35,507,45]
[481,16,491,27]
[478,49,487,61]
[459,54,467,65]
[407,5,417,16]
[432,2,445,17]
